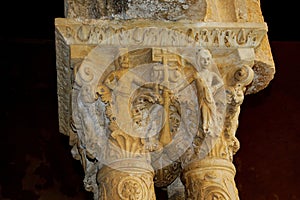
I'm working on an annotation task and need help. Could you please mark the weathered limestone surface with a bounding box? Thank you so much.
[55,0,275,199]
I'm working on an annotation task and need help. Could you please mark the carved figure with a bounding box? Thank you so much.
[104,50,146,133]
[176,48,223,137]
[195,48,223,136]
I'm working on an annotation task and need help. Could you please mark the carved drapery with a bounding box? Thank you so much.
[55,1,275,199]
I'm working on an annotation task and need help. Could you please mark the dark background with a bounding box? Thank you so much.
[1,0,299,199]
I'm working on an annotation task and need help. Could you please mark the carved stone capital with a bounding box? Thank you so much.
[56,2,275,198]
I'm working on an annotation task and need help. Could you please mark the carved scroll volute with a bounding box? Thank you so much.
[71,62,108,199]
[223,64,254,161]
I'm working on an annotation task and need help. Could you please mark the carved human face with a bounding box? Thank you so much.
[197,49,212,69]
[118,54,129,69]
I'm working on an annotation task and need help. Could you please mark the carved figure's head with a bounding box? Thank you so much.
[196,48,212,69]
[118,53,130,69]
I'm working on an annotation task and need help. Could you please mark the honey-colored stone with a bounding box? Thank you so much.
[55,1,275,199]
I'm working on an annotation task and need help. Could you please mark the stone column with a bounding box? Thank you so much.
[97,165,155,200]
[182,159,238,199]
[97,160,156,200]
